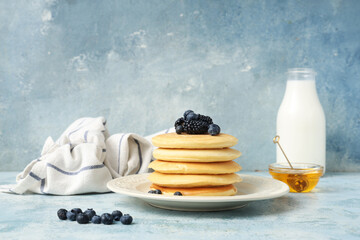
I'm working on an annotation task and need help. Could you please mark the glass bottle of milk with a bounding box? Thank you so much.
[276,68,326,173]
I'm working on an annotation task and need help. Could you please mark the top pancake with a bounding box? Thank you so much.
[152,133,238,149]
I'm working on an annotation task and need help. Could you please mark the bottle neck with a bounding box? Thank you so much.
[287,68,316,81]
[283,79,319,103]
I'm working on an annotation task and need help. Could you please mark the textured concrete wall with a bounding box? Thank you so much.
[0,0,359,171]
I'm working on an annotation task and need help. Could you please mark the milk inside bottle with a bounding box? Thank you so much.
[276,68,326,173]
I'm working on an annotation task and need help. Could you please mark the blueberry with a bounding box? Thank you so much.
[66,211,76,221]
[91,215,101,224]
[175,125,184,134]
[76,213,89,224]
[84,208,96,220]
[71,208,82,215]
[185,112,199,121]
[112,210,123,221]
[101,213,113,225]
[148,190,156,194]
[57,209,67,220]
[183,110,194,119]
[208,124,221,136]
[154,189,162,194]
[120,214,133,225]
[174,191,182,196]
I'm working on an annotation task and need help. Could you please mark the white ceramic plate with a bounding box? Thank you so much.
[107,173,289,211]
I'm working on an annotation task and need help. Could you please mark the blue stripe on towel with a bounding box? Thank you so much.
[84,130,88,142]
[46,163,105,175]
[67,119,86,137]
[165,128,170,133]
[29,172,41,181]
[40,179,46,193]
[117,134,125,174]
[134,139,142,174]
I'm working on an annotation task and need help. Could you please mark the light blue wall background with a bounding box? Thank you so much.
[0,0,359,171]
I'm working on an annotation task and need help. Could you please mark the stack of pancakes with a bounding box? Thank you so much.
[148,133,242,196]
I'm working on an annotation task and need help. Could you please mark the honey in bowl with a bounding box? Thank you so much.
[269,163,323,193]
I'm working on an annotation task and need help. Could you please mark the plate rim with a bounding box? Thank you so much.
[107,173,289,203]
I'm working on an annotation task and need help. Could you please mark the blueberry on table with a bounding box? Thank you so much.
[66,211,76,221]
[71,208,82,215]
[101,213,114,225]
[208,124,221,136]
[91,215,101,224]
[174,191,182,196]
[112,210,123,221]
[57,209,67,220]
[120,214,133,225]
[76,213,89,224]
[84,208,96,220]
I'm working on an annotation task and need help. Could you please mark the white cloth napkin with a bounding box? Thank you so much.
[10,117,174,195]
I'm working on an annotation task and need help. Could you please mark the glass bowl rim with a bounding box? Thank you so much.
[269,162,324,174]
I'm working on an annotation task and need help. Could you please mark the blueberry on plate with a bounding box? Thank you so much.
[66,211,76,221]
[91,215,101,224]
[112,210,123,221]
[120,214,133,225]
[101,213,113,225]
[174,191,182,196]
[71,208,82,215]
[148,190,156,194]
[84,208,96,220]
[154,189,162,194]
[76,213,89,224]
[57,209,67,220]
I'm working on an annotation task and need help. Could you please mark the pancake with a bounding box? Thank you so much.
[153,148,241,162]
[148,172,242,188]
[150,184,237,196]
[152,133,238,149]
[149,160,242,174]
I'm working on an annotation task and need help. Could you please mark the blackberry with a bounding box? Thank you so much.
[183,120,209,134]
[174,117,185,128]
[198,114,213,125]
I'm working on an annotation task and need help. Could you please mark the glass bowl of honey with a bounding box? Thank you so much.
[269,163,323,193]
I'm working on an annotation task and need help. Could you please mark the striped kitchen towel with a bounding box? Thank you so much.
[10,117,174,195]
